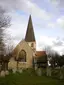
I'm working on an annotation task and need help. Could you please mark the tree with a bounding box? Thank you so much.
[4,43,13,71]
[57,55,64,67]
[50,52,60,68]
[56,55,64,79]
[0,7,11,71]
[50,53,64,68]
[43,46,56,67]
[0,7,10,28]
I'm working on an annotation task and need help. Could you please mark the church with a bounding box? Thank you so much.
[8,15,46,69]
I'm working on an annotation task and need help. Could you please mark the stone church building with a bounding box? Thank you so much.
[8,15,36,69]
[8,15,46,69]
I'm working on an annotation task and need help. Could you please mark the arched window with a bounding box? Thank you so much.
[18,50,26,62]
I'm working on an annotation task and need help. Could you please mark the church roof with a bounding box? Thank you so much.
[35,51,46,57]
[25,15,35,42]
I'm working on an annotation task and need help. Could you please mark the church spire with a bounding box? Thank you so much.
[25,15,35,42]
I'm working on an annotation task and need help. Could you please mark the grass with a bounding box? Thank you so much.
[0,70,64,85]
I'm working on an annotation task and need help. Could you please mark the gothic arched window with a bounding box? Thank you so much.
[18,50,26,62]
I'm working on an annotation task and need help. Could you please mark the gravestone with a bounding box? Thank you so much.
[59,67,63,79]
[0,70,5,77]
[60,72,63,79]
[46,66,51,76]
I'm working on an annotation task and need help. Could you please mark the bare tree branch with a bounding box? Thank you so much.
[0,7,11,55]
[0,7,10,28]
[0,7,11,71]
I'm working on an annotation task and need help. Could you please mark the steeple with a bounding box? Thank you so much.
[25,15,35,42]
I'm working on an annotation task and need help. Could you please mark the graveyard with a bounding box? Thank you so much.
[0,68,64,85]
[0,69,64,85]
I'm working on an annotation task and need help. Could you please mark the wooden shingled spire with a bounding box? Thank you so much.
[25,15,35,42]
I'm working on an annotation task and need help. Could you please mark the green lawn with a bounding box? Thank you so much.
[0,71,64,85]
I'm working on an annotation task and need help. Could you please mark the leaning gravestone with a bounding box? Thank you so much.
[0,70,5,77]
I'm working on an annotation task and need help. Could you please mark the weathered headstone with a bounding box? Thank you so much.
[46,66,51,77]
[0,70,5,77]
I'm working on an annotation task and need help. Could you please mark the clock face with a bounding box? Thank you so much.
[18,50,26,62]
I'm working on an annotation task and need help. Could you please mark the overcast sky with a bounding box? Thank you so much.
[0,0,64,55]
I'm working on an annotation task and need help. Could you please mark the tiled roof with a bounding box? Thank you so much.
[35,51,46,57]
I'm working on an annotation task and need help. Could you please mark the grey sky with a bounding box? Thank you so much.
[0,0,64,55]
